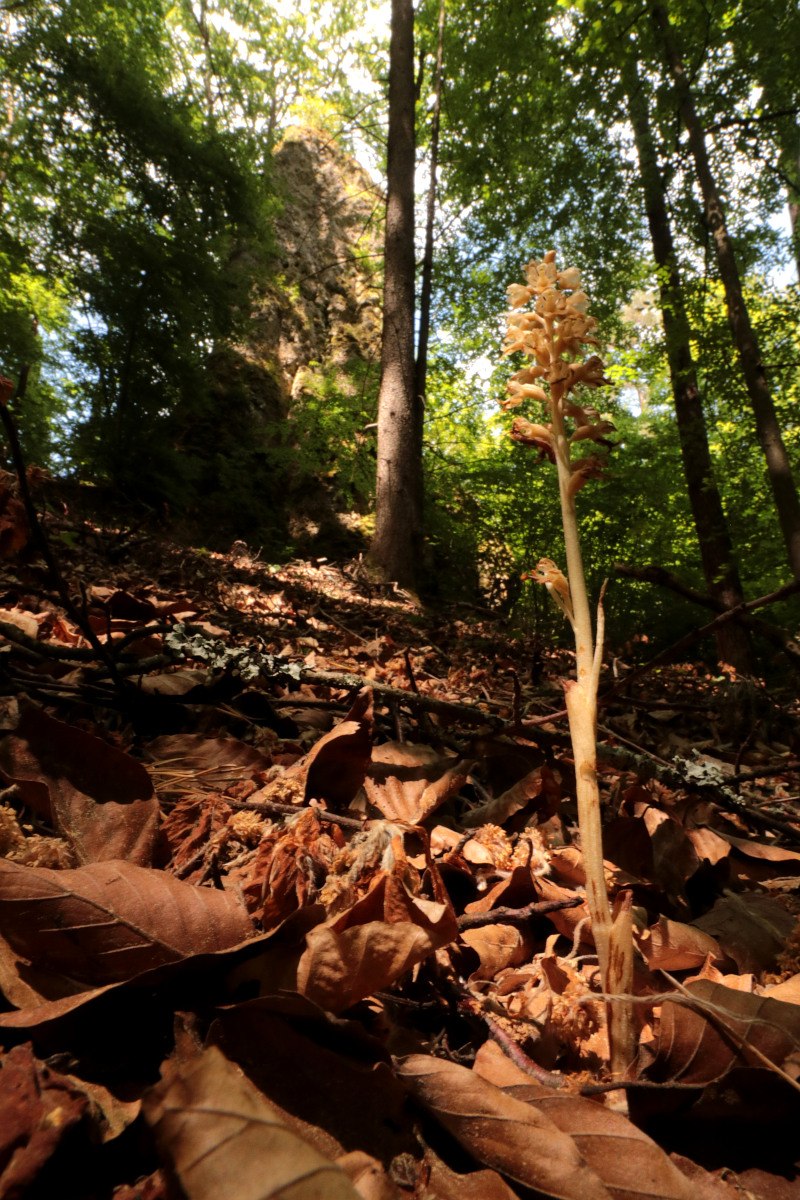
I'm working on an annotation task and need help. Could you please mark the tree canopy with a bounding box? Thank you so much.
[1,0,798,654]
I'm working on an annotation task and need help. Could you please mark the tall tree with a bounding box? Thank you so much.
[651,0,800,580]
[0,0,273,500]
[370,0,421,587]
[624,56,754,671]
[415,0,447,411]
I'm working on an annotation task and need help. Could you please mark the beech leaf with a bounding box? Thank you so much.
[0,858,254,984]
[474,1040,702,1200]
[364,741,474,823]
[0,704,159,865]
[647,979,800,1085]
[395,1054,612,1199]
[143,1044,362,1199]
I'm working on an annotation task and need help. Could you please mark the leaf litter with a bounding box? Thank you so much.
[0,512,799,1197]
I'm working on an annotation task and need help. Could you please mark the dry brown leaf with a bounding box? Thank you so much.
[764,973,800,1005]
[364,741,473,823]
[0,705,159,865]
[209,994,416,1166]
[636,916,725,972]
[461,764,560,828]
[144,732,274,795]
[302,688,374,808]
[0,858,254,985]
[0,1044,87,1196]
[421,1150,522,1200]
[460,922,537,980]
[690,892,795,974]
[297,853,458,1011]
[647,978,800,1085]
[336,1152,403,1200]
[143,1044,362,1199]
[139,669,216,696]
[473,1040,703,1200]
[395,1054,612,1199]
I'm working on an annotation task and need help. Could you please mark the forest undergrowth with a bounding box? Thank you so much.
[1,489,800,1199]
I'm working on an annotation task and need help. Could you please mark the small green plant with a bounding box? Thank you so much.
[500,251,635,1078]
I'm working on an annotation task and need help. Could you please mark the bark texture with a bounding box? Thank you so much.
[371,0,421,588]
[652,0,800,581]
[415,0,446,409]
[626,64,754,672]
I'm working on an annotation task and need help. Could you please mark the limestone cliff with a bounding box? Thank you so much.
[211,126,383,549]
[263,126,382,396]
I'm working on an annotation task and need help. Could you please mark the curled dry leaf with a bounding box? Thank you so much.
[646,978,800,1085]
[474,1040,702,1200]
[421,1150,522,1200]
[635,916,725,972]
[395,1054,612,1199]
[460,764,560,829]
[0,858,254,985]
[364,740,474,823]
[297,845,458,1011]
[302,687,374,808]
[0,1044,88,1197]
[336,1151,403,1200]
[144,732,274,797]
[143,1044,362,1199]
[0,705,159,865]
[460,922,538,981]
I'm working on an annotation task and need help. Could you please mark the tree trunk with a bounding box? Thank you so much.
[371,0,420,588]
[415,0,446,408]
[652,0,800,581]
[625,64,755,673]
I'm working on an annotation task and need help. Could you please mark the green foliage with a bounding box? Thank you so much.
[1,0,277,508]
[287,359,380,510]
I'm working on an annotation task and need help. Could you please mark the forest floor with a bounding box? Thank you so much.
[1,494,800,1200]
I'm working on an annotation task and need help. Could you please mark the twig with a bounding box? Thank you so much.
[404,647,436,739]
[482,1013,566,1088]
[607,578,800,696]
[226,796,365,830]
[457,894,584,931]
[302,667,503,727]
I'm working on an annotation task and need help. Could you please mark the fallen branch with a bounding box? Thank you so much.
[608,577,800,695]
[457,894,584,930]
[615,563,800,666]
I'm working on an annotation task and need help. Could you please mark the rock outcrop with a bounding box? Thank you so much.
[212,126,383,550]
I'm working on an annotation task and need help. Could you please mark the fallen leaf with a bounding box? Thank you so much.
[209,995,415,1167]
[143,1044,362,1199]
[144,732,274,796]
[474,1039,702,1200]
[690,892,795,974]
[395,1054,612,1198]
[460,922,537,980]
[140,669,216,696]
[461,764,560,828]
[303,688,374,808]
[297,852,458,1011]
[336,1151,403,1200]
[0,704,159,866]
[646,978,800,1085]
[364,741,473,823]
[636,916,725,972]
[0,858,254,984]
[421,1150,521,1200]
[0,1043,87,1196]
